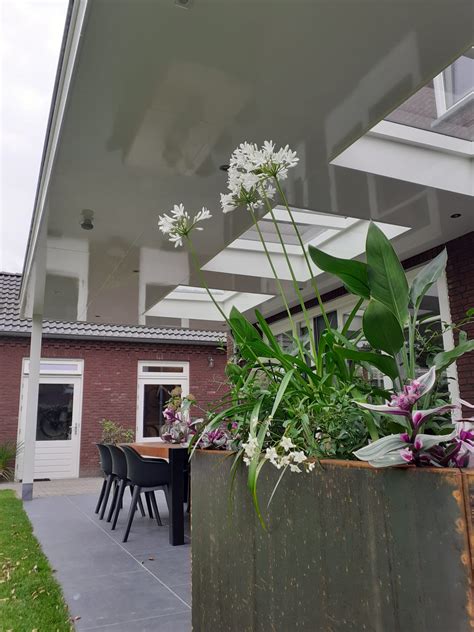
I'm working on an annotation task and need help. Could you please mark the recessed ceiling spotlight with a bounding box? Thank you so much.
[219,164,230,172]
[80,209,94,230]
[175,0,192,8]
[450,213,462,218]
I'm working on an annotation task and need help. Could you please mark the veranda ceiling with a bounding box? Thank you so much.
[20,0,473,330]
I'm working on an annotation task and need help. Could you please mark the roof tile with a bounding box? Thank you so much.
[0,273,225,345]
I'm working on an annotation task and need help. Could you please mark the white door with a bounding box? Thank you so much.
[136,361,189,442]
[17,370,83,480]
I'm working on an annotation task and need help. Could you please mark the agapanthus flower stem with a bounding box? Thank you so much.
[248,207,306,363]
[184,235,275,382]
[273,177,332,332]
[259,183,319,367]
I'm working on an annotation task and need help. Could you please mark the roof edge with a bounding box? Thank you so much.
[19,0,88,317]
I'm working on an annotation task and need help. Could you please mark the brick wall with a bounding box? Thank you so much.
[0,336,227,476]
[445,232,474,407]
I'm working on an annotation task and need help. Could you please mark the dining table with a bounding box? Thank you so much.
[128,441,188,546]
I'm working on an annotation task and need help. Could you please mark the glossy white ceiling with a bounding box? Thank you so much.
[21,0,474,327]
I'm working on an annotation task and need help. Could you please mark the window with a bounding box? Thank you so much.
[434,51,473,118]
[136,361,189,441]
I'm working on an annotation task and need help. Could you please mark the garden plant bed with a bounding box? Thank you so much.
[0,490,72,631]
[192,451,474,632]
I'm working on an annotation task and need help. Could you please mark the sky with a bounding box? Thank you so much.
[0,0,68,273]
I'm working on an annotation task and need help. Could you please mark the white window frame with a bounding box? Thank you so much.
[433,53,473,120]
[136,361,190,442]
[23,358,84,376]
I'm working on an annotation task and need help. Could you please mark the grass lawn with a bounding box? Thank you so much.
[0,490,73,631]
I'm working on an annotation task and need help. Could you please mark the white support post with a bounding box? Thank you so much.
[21,314,43,500]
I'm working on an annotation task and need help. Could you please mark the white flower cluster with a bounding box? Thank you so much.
[158,203,212,247]
[242,434,315,473]
[221,141,299,214]
[242,436,259,465]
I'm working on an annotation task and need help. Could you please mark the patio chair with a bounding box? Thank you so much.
[95,443,115,519]
[121,446,170,543]
[106,444,146,529]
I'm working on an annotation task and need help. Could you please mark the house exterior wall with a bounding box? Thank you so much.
[265,232,474,404]
[0,336,227,476]
[445,232,474,408]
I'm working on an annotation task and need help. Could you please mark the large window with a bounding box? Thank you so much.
[269,262,457,398]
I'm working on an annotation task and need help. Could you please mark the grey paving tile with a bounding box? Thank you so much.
[44,540,139,580]
[141,553,191,587]
[66,569,189,630]
[82,610,191,631]
[167,583,191,607]
[25,492,193,630]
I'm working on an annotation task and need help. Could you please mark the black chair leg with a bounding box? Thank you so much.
[129,485,146,516]
[123,486,140,543]
[99,475,114,520]
[163,485,170,512]
[111,479,126,530]
[149,491,163,527]
[95,478,107,514]
[107,479,120,522]
[144,492,154,518]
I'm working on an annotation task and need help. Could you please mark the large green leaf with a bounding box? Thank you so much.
[409,249,447,309]
[433,339,474,372]
[366,222,409,325]
[353,434,407,467]
[333,345,399,380]
[308,245,370,299]
[229,307,275,360]
[363,299,404,355]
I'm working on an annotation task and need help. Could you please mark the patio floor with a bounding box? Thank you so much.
[23,488,191,631]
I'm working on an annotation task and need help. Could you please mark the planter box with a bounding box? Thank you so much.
[191,451,474,632]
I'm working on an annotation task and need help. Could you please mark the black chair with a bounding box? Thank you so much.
[106,445,146,529]
[121,446,170,543]
[95,444,115,519]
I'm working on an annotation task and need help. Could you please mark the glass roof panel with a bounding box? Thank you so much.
[384,49,473,141]
[240,220,327,245]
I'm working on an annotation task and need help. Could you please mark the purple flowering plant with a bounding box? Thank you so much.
[160,388,197,444]
[354,366,473,467]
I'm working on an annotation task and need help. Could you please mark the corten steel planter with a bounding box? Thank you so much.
[191,450,474,632]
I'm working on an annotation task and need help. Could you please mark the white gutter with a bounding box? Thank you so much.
[18,0,89,318]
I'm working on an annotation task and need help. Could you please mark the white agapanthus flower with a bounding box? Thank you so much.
[158,204,212,248]
[220,140,297,214]
[289,463,301,473]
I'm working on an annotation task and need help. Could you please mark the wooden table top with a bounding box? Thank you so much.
[127,441,188,458]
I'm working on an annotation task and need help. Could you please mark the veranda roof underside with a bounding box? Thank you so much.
[20,0,473,330]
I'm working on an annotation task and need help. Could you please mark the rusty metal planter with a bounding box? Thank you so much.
[191,450,474,632]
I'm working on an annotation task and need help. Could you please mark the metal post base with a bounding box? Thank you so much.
[22,483,33,501]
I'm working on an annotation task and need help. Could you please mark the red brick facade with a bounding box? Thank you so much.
[446,232,474,408]
[0,336,227,476]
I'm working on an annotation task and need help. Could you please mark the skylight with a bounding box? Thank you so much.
[384,49,473,141]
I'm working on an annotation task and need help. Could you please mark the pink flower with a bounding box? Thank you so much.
[413,436,423,450]
[400,433,410,443]
[400,447,414,463]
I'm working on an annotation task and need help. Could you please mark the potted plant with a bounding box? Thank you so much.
[158,141,474,631]
[99,419,135,445]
